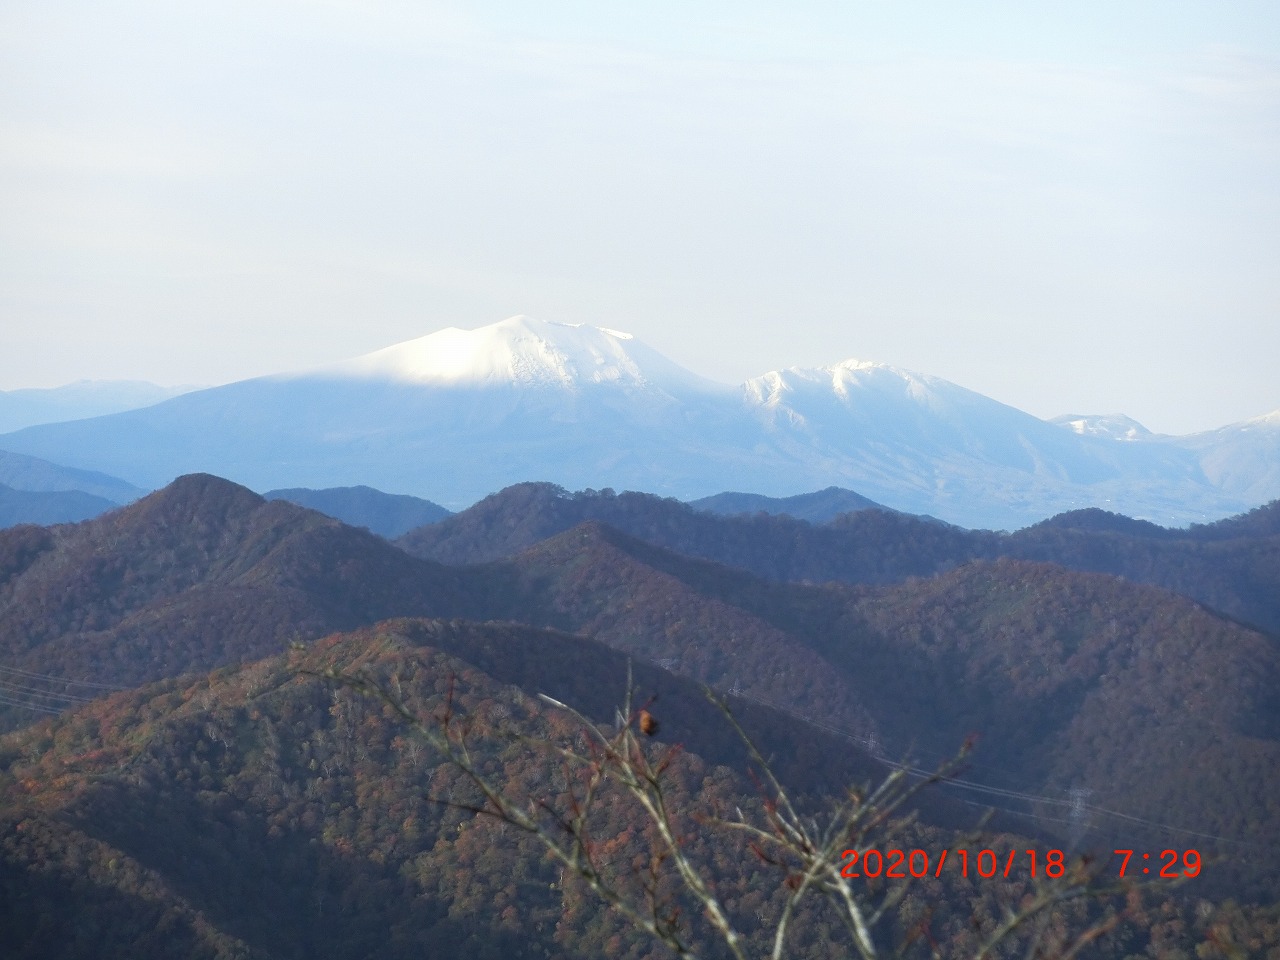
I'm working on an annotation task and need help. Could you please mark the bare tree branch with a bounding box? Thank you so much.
[303,659,1148,960]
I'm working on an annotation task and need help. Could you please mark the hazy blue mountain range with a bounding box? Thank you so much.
[0,483,119,528]
[0,449,147,502]
[688,486,890,523]
[263,485,452,538]
[0,379,199,433]
[0,449,148,527]
[1,316,1274,529]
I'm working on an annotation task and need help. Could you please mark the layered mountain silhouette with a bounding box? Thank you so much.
[1,316,1275,528]
[7,617,1208,960]
[263,486,452,539]
[0,449,146,529]
[0,483,118,528]
[0,379,198,433]
[400,482,1280,636]
[0,448,146,504]
[688,485,889,522]
[1,473,1275,905]
[0,475,481,725]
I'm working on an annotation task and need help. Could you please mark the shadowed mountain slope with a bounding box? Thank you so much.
[1,473,1275,901]
[0,474,481,729]
[263,485,452,539]
[1189,498,1280,539]
[4,618,1274,959]
[687,486,888,523]
[401,483,1280,636]
[470,522,1280,888]
[0,620,1050,960]
[399,482,989,583]
[1004,502,1280,635]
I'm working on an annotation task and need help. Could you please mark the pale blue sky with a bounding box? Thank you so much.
[2,1,1277,433]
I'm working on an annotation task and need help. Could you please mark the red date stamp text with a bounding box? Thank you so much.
[838,848,1201,880]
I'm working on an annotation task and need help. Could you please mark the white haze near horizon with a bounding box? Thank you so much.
[1,1,1277,435]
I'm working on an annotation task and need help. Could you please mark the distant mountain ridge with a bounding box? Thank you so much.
[0,449,148,528]
[0,449,147,503]
[263,486,451,538]
[688,486,889,522]
[0,379,198,433]
[1050,412,1154,441]
[0,483,119,528]
[320,313,726,397]
[400,482,1280,636]
[0,316,1274,529]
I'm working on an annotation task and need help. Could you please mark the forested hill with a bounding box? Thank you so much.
[0,621,1003,959]
[0,474,483,729]
[687,486,888,523]
[3,619,1278,959]
[398,482,1280,635]
[397,481,996,581]
[473,521,1280,895]
[1,474,1275,899]
[1,471,1278,957]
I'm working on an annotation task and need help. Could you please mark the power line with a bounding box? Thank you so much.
[0,691,64,716]
[0,662,126,717]
[714,679,1262,852]
[0,663,128,690]
[0,678,98,705]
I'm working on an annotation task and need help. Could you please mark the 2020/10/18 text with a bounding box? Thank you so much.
[838,848,1202,880]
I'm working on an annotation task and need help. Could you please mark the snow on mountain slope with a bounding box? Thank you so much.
[0,317,1272,529]
[1046,410,1280,508]
[1175,410,1280,504]
[1050,413,1154,441]
[316,315,727,398]
[0,318,746,510]
[745,359,1043,443]
[742,360,1162,481]
[736,358,1242,525]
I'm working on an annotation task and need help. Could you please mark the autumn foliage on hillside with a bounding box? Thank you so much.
[0,475,484,729]
[399,483,1280,635]
[2,621,1276,959]
[0,475,1278,956]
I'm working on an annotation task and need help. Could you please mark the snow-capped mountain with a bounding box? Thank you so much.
[1176,410,1280,505]
[319,315,727,398]
[0,316,1273,529]
[734,358,1247,525]
[1050,413,1154,441]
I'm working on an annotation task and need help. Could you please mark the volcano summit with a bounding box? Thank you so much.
[0,316,1274,529]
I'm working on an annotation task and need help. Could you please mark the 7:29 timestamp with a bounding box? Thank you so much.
[1114,849,1201,878]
